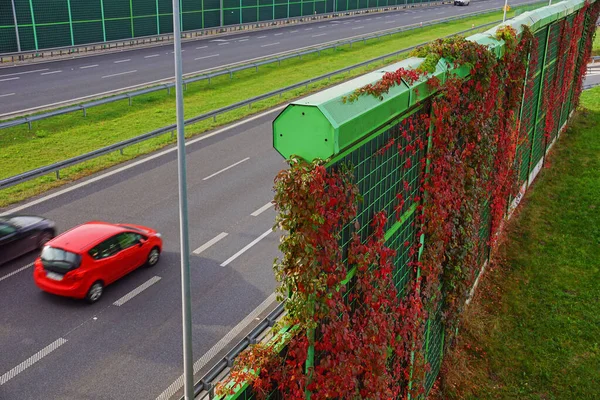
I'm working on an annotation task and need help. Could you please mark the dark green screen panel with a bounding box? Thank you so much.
[133,0,157,16]
[36,23,71,48]
[158,0,172,14]
[72,21,104,44]
[16,25,35,50]
[14,1,33,25]
[288,2,301,16]
[203,9,220,26]
[70,0,102,22]
[182,11,203,30]
[158,14,173,32]
[104,18,131,40]
[241,6,257,22]
[32,0,69,24]
[182,0,203,12]
[0,27,18,53]
[259,0,273,6]
[274,4,288,19]
[103,0,131,18]
[223,8,240,24]
[134,16,157,36]
[242,0,258,7]
[259,6,273,21]
[1,0,15,26]
[204,0,220,11]
[223,0,240,9]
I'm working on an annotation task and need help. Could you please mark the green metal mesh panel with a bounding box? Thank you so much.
[36,24,71,48]
[32,0,68,24]
[386,212,417,298]
[134,16,157,36]
[241,7,258,23]
[288,2,301,17]
[259,6,273,21]
[70,1,102,22]
[104,19,131,41]
[72,21,103,45]
[204,10,220,27]
[104,0,131,19]
[274,4,287,18]
[0,27,17,53]
[331,108,429,249]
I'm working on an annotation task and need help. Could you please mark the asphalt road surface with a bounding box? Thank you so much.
[0,106,289,399]
[0,0,535,116]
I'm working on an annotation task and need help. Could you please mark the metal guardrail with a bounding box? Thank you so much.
[0,20,508,191]
[0,3,527,126]
[0,2,449,64]
[185,303,285,400]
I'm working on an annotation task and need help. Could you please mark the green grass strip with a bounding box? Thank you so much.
[0,3,546,208]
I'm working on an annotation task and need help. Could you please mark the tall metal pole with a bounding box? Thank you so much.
[171,0,194,398]
[10,0,21,53]
[220,0,224,27]
[502,0,509,23]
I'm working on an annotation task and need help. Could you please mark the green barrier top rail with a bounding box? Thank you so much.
[273,0,592,162]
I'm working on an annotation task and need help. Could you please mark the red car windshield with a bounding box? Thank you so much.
[41,246,81,273]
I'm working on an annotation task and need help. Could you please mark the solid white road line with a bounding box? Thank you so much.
[80,64,99,69]
[101,70,137,79]
[0,338,67,386]
[203,157,250,181]
[196,45,208,49]
[144,54,160,58]
[194,54,219,60]
[261,42,280,48]
[0,68,49,78]
[0,263,33,283]
[0,93,15,98]
[114,59,131,63]
[1,105,287,216]
[0,77,19,82]
[113,276,161,306]
[312,33,327,37]
[251,202,274,217]
[40,70,62,75]
[220,229,272,267]
[155,292,277,400]
[193,232,228,255]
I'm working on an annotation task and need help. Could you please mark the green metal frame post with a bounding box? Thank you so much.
[27,0,38,50]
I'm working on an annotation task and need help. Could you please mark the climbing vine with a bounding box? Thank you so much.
[217,7,598,398]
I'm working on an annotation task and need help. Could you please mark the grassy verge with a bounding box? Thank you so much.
[0,3,546,208]
[432,87,600,399]
[592,27,600,56]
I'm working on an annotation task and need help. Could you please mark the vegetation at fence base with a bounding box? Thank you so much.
[591,27,600,55]
[0,4,547,208]
[215,1,600,397]
[432,86,600,400]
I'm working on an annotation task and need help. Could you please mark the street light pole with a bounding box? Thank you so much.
[171,0,194,399]
[10,0,21,53]
[502,0,509,23]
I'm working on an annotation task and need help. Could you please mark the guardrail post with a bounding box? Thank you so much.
[27,119,32,130]
[120,148,124,155]
[55,170,60,180]
[127,94,132,106]
[82,107,87,117]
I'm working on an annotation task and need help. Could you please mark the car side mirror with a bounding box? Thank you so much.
[138,238,147,247]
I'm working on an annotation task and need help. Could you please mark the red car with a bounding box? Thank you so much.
[34,221,162,303]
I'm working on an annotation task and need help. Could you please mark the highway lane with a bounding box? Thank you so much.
[0,0,535,116]
[0,108,287,399]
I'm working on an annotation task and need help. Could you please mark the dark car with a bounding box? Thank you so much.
[0,215,56,265]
